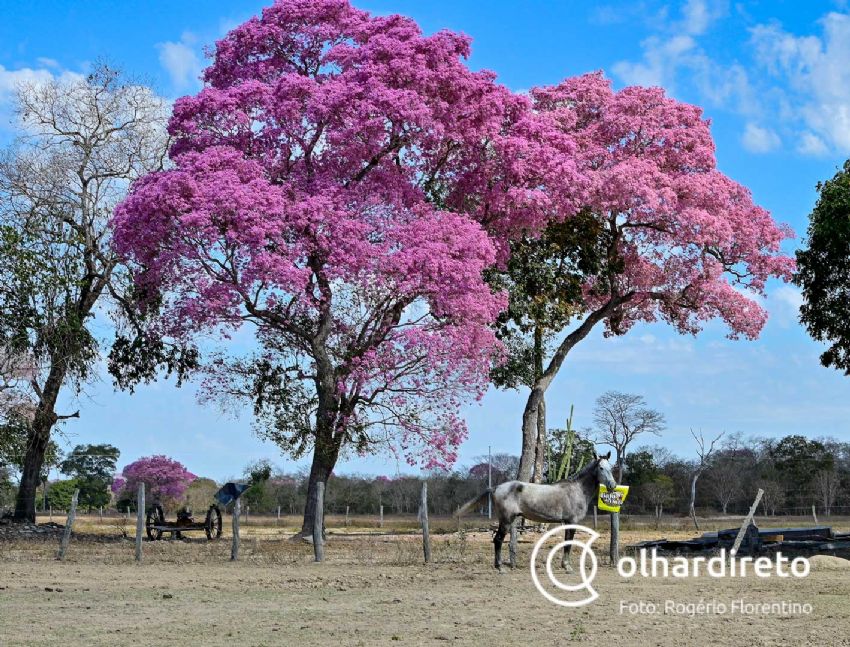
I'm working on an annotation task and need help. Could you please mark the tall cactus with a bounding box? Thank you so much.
[555,405,575,482]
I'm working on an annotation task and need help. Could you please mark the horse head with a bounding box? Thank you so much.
[594,450,617,492]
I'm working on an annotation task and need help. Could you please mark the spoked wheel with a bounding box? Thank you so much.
[146,504,165,541]
[205,504,222,540]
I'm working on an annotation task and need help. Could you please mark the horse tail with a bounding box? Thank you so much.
[455,490,492,518]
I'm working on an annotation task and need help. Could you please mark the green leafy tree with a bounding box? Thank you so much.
[59,444,120,511]
[768,435,832,506]
[796,160,850,373]
[243,459,274,512]
[46,478,78,510]
[487,212,605,481]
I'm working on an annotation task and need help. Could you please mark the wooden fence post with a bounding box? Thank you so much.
[419,482,431,563]
[731,489,764,557]
[135,483,145,563]
[609,512,619,565]
[812,505,818,525]
[592,506,597,529]
[231,498,241,561]
[345,505,350,527]
[277,505,281,524]
[56,489,79,561]
[313,482,325,562]
[49,507,52,522]
[379,505,384,528]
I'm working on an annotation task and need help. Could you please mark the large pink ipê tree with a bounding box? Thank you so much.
[110,0,565,536]
[511,72,795,481]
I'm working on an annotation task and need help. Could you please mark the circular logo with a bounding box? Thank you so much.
[530,524,600,607]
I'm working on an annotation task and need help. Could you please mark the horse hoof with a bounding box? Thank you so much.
[497,566,506,574]
[562,563,573,574]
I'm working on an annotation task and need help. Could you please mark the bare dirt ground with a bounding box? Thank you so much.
[2,514,849,646]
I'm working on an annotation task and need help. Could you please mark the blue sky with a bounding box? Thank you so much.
[2,0,850,481]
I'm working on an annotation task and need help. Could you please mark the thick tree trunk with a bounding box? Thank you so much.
[515,295,632,482]
[298,434,341,538]
[13,366,64,522]
[532,398,546,483]
[517,387,544,482]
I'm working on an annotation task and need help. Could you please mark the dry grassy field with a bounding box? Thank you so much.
[2,513,849,646]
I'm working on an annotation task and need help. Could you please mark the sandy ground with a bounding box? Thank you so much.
[2,516,849,646]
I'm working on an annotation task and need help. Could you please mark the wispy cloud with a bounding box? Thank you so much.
[157,31,203,92]
[0,63,85,131]
[741,122,781,153]
[750,12,850,153]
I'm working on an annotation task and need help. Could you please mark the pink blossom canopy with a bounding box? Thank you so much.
[112,0,551,470]
[530,72,794,338]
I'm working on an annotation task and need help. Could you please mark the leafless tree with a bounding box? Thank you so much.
[0,64,169,520]
[644,475,675,528]
[815,469,840,517]
[756,479,785,516]
[707,434,752,514]
[688,429,723,529]
[591,391,665,481]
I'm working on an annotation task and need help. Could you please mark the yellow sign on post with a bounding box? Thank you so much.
[597,485,630,512]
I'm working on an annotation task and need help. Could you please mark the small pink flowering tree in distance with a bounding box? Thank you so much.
[508,73,795,480]
[110,0,572,536]
[112,455,196,509]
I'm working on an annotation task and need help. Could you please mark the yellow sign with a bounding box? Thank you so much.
[597,485,630,512]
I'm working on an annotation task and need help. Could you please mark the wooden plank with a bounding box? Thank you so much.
[419,482,431,563]
[313,482,324,562]
[56,489,79,561]
[730,488,764,557]
[231,498,241,561]
[135,483,145,563]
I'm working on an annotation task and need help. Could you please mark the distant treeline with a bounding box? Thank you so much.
[3,433,848,519]
[231,433,850,518]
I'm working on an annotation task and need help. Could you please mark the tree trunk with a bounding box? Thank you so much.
[517,387,544,481]
[515,296,632,482]
[13,366,64,522]
[532,398,546,483]
[689,473,700,530]
[298,419,342,538]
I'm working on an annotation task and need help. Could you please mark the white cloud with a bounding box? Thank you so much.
[613,35,697,89]
[797,131,829,156]
[0,64,85,131]
[612,2,756,116]
[741,122,781,153]
[750,12,850,152]
[772,285,803,313]
[679,0,726,36]
[157,32,203,91]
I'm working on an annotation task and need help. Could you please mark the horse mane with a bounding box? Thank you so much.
[558,458,598,484]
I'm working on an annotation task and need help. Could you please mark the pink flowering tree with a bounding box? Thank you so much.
[508,73,795,480]
[110,0,556,536]
[112,455,196,509]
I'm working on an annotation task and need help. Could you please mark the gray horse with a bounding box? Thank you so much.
[457,452,617,571]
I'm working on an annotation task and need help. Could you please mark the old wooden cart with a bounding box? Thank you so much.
[145,504,223,541]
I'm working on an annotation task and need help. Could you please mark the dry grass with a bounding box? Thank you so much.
[3,513,849,646]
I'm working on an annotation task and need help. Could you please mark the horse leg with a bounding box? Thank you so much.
[561,526,575,573]
[493,521,508,571]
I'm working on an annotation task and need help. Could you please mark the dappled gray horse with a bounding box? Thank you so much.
[457,452,617,571]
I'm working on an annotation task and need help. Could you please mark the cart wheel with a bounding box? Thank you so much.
[146,504,164,541]
[205,504,222,540]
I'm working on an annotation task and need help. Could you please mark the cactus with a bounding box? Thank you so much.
[555,405,575,482]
